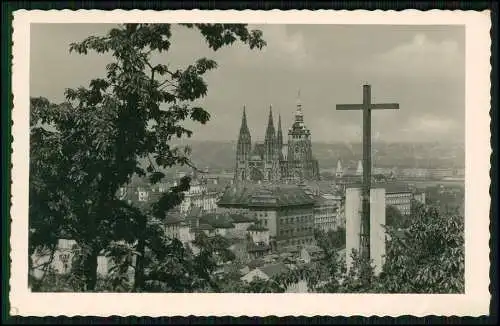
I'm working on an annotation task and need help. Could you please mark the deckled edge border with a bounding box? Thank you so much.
[5,4,496,323]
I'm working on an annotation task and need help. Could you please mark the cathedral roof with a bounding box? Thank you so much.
[250,143,265,160]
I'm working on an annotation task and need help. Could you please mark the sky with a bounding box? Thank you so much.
[30,24,465,143]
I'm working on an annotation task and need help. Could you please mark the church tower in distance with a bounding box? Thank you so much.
[235,106,252,181]
[286,96,319,181]
[263,106,280,181]
[233,93,320,184]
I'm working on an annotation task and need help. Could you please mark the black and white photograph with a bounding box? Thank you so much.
[10,10,491,317]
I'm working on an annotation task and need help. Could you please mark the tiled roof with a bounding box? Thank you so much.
[247,243,271,253]
[230,213,256,223]
[303,180,336,194]
[197,223,214,231]
[247,258,265,269]
[259,263,289,278]
[217,183,258,207]
[247,224,268,231]
[218,183,316,208]
[200,213,235,229]
[164,214,182,225]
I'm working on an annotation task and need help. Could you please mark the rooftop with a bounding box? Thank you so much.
[218,183,316,208]
[247,224,269,232]
[247,258,265,269]
[200,213,235,229]
[247,243,271,253]
[230,213,256,224]
[259,263,289,278]
[164,214,182,225]
[197,223,214,231]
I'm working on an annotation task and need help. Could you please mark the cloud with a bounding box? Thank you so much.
[399,114,459,136]
[360,33,463,80]
[233,25,311,67]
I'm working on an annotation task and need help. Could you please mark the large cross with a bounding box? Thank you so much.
[337,84,399,264]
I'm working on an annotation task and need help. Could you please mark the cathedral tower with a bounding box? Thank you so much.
[233,93,320,183]
[276,114,284,159]
[287,94,319,181]
[235,106,252,181]
[264,106,279,181]
[264,105,276,162]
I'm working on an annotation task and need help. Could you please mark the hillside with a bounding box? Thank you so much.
[165,140,465,173]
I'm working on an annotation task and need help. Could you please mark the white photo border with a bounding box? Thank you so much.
[10,9,492,317]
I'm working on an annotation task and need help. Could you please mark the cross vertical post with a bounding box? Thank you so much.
[336,84,400,276]
[362,84,371,263]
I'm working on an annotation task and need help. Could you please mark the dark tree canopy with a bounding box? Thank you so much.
[29,23,266,291]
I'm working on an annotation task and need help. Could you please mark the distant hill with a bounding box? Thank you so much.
[165,140,465,173]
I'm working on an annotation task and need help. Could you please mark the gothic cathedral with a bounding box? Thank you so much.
[234,100,320,183]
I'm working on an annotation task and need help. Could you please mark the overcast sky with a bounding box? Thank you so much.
[30,24,464,143]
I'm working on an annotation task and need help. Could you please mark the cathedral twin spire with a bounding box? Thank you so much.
[264,105,278,161]
[265,105,276,143]
[235,94,320,182]
[237,105,283,161]
[236,106,252,159]
[276,113,283,151]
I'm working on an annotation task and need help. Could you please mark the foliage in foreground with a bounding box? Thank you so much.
[32,202,464,294]
[29,23,266,292]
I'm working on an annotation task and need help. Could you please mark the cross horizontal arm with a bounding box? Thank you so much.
[371,103,400,110]
[336,103,400,111]
[336,104,364,111]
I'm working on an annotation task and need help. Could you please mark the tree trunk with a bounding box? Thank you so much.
[82,248,99,292]
[133,215,147,292]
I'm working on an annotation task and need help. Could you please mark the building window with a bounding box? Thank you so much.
[138,191,149,202]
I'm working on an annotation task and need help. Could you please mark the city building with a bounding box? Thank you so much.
[163,213,182,240]
[217,183,317,250]
[429,168,454,180]
[346,183,413,216]
[247,241,272,259]
[30,239,117,280]
[177,179,218,215]
[313,196,339,232]
[229,213,257,238]
[335,160,344,178]
[234,99,320,183]
[240,262,308,292]
[383,183,413,216]
[240,262,289,283]
[200,213,235,237]
[413,191,426,206]
[399,168,431,179]
[178,222,195,245]
[247,224,270,245]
